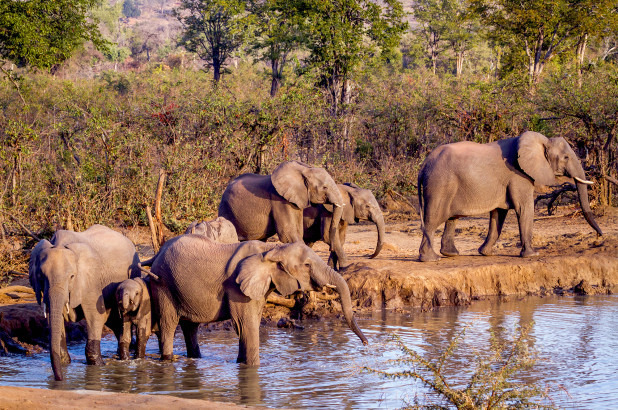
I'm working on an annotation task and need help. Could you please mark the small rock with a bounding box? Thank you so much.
[276,318,304,330]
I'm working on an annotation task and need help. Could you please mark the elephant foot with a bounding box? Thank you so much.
[419,251,441,262]
[160,354,174,361]
[118,342,130,360]
[85,339,105,366]
[440,247,459,257]
[520,248,539,258]
[478,244,495,256]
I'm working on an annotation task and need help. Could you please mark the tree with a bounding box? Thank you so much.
[298,0,407,152]
[412,0,452,75]
[176,0,247,83]
[247,0,304,97]
[471,0,591,83]
[123,0,142,18]
[0,0,105,70]
[444,0,481,77]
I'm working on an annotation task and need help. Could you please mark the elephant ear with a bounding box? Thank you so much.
[226,241,278,282]
[270,161,310,209]
[235,246,303,300]
[29,239,53,305]
[517,131,557,186]
[64,243,93,309]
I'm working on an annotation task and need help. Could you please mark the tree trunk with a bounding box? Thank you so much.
[576,34,588,88]
[270,59,281,97]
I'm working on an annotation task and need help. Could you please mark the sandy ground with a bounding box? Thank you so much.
[0,386,254,409]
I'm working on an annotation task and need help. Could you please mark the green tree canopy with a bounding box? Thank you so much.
[247,0,304,97]
[176,0,248,83]
[0,0,105,70]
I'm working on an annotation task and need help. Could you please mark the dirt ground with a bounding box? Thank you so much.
[0,202,616,407]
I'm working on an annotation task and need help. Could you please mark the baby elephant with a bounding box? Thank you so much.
[184,216,239,243]
[115,277,152,360]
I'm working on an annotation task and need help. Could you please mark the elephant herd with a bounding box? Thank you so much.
[28,131,601,381]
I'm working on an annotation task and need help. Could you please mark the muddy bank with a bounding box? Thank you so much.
[0,386,253,409]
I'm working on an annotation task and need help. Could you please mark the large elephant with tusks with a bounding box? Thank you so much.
[418,131,602,262]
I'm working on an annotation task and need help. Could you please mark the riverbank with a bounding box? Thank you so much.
[0,386,254,409]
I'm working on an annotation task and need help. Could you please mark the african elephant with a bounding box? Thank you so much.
[303,183,385,268]
[418,131,602,262]
[218,160,347,267]
[115,277,152,360]
[148,235,368,365]
[28,224,139,380]
[185,216,239,243]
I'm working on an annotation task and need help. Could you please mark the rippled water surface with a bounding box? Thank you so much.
[1,295,617,408]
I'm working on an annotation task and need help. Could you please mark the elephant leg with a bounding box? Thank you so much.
[135,325,149,359]
[180,320,202,359]
[479,209,508,256]
[515,198,539,258]
[84,312,106,366]
[232,305,262,366]
[118,320,132,360]
[419,213,442,262]
[440,217,459,257]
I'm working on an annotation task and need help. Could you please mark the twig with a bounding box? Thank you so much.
[145,205,159,253]
[0,65,26,106]
[602,174,618,186]
[534,183,577,215]
[137,265,159,281]
[0,210,40,241]
[154,169,166,246]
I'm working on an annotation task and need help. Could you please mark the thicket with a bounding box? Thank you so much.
[0,61,616,241]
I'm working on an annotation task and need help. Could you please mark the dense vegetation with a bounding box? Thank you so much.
[0,0,616,240]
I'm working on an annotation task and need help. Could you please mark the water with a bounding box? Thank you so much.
[1,295,617,408]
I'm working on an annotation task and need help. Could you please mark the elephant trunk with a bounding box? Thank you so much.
[49,286,67,381]
[322,266,368,345]
[576,181,603,236]
[567,160,603,236]
[369,208,385,259]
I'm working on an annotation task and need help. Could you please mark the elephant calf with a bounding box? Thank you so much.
[184,216,239,243]
[115,277,152,360]
[303,183,385,268]
[149,236,368,365]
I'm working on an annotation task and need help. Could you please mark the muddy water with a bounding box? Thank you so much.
[0,295,617,408]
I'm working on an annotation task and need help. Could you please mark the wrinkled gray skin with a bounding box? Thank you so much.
[303,183,385,269]
[115,277,152,360]
[218,161,348,268]
[149,236,368,364]
[418,131,603,262]
[185,216,239,243]
[28,224,139,381]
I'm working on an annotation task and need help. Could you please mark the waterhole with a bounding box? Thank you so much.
[0,295,616,408]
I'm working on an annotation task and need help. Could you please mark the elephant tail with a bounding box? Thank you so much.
[417,171,425,231]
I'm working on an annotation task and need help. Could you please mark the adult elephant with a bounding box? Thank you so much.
[303,183,385,268]
[218,160,348,266]
[149,236,368,364]
[29,224,140,380]
[184,216,239,243]
[418,131,602,262]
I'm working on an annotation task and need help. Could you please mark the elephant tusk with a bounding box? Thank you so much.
[334,203,343,208]
[325,284,337,289]
[42,303,47,319]
[574,176,594,185]
[65,302,70,314]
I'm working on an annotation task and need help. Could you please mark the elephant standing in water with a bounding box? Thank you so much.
[29,225,139,380]
[418,131,602,262]
[149,236,367,364]
[115,277,152,360]
[303,183,385,268]
[219,160,348,266]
